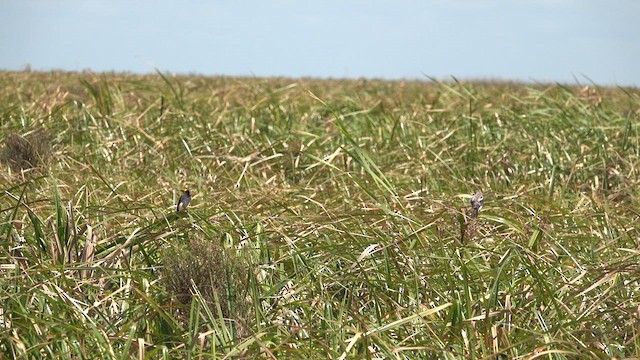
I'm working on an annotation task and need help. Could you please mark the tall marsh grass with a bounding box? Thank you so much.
[1,70,639,358]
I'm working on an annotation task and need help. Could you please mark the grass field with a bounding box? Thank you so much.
[1,70,639,359]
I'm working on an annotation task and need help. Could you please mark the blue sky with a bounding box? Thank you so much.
[2,0,639,86]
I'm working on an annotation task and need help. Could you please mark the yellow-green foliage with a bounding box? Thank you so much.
[1,70,639,358]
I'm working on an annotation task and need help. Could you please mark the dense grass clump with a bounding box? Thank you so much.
[1,70,639,358]
[1,132,51,172]
[162,234,251,336]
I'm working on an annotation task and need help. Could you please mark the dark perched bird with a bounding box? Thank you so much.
[470,190,484,218]
[176,188,191,212]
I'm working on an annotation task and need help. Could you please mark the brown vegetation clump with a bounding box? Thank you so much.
[162,236,251,335]
[1,132,51,172]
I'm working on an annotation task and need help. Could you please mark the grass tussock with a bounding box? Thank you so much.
[0,70,639,358]
[0,131,52,173]
[162,235,251,335]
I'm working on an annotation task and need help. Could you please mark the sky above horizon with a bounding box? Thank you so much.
[1,0,639,86]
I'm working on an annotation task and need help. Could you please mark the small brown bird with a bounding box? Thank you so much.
[176,188,191,212]
[470,190,484,218]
